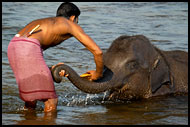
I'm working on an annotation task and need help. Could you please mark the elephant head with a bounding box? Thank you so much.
[51,35,172,100]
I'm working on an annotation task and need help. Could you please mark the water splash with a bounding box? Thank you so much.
[102,91,109,103]
[60,91,110,107]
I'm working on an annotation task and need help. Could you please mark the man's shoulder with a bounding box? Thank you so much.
[32,17,67,23]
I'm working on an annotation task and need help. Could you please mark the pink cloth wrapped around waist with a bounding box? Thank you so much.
[7,36,57,101]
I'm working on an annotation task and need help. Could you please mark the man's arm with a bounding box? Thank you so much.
[68,22,103,80]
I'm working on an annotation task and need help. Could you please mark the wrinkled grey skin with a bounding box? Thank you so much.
[51,35,188,101]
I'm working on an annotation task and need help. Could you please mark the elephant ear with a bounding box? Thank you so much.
[150,55,171,93]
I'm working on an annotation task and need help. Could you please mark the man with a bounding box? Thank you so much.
[7,2,103,112]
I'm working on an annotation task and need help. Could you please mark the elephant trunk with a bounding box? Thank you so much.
[51,64,117,94]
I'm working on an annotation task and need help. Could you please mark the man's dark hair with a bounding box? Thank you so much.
[56,2,80,19]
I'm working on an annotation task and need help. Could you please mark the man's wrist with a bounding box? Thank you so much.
[95,70,103,76]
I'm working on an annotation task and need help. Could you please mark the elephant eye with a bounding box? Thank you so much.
[126,61,138,71]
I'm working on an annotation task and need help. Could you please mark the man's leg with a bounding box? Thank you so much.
[24,101,37,110]
[43,98,58,112]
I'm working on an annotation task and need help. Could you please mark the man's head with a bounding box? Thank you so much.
[56,2,80,23]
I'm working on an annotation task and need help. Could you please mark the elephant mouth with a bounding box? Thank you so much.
[94,66,114,83]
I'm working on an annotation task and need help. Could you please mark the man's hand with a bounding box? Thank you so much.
[59,70,69,77]
[51,63,69,77]
[84,70,103,81]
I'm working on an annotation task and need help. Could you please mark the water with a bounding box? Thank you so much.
[2,2,188,125]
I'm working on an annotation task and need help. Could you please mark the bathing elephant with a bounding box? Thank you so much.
[50,35,188,101]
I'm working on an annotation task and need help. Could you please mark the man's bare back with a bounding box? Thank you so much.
[17,17,79,50]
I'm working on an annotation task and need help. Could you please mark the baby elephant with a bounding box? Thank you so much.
[51,35,188,101]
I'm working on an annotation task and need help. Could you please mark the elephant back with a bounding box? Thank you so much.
[163,50,188,93]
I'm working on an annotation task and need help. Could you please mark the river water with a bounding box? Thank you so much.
[2,2,188,125]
